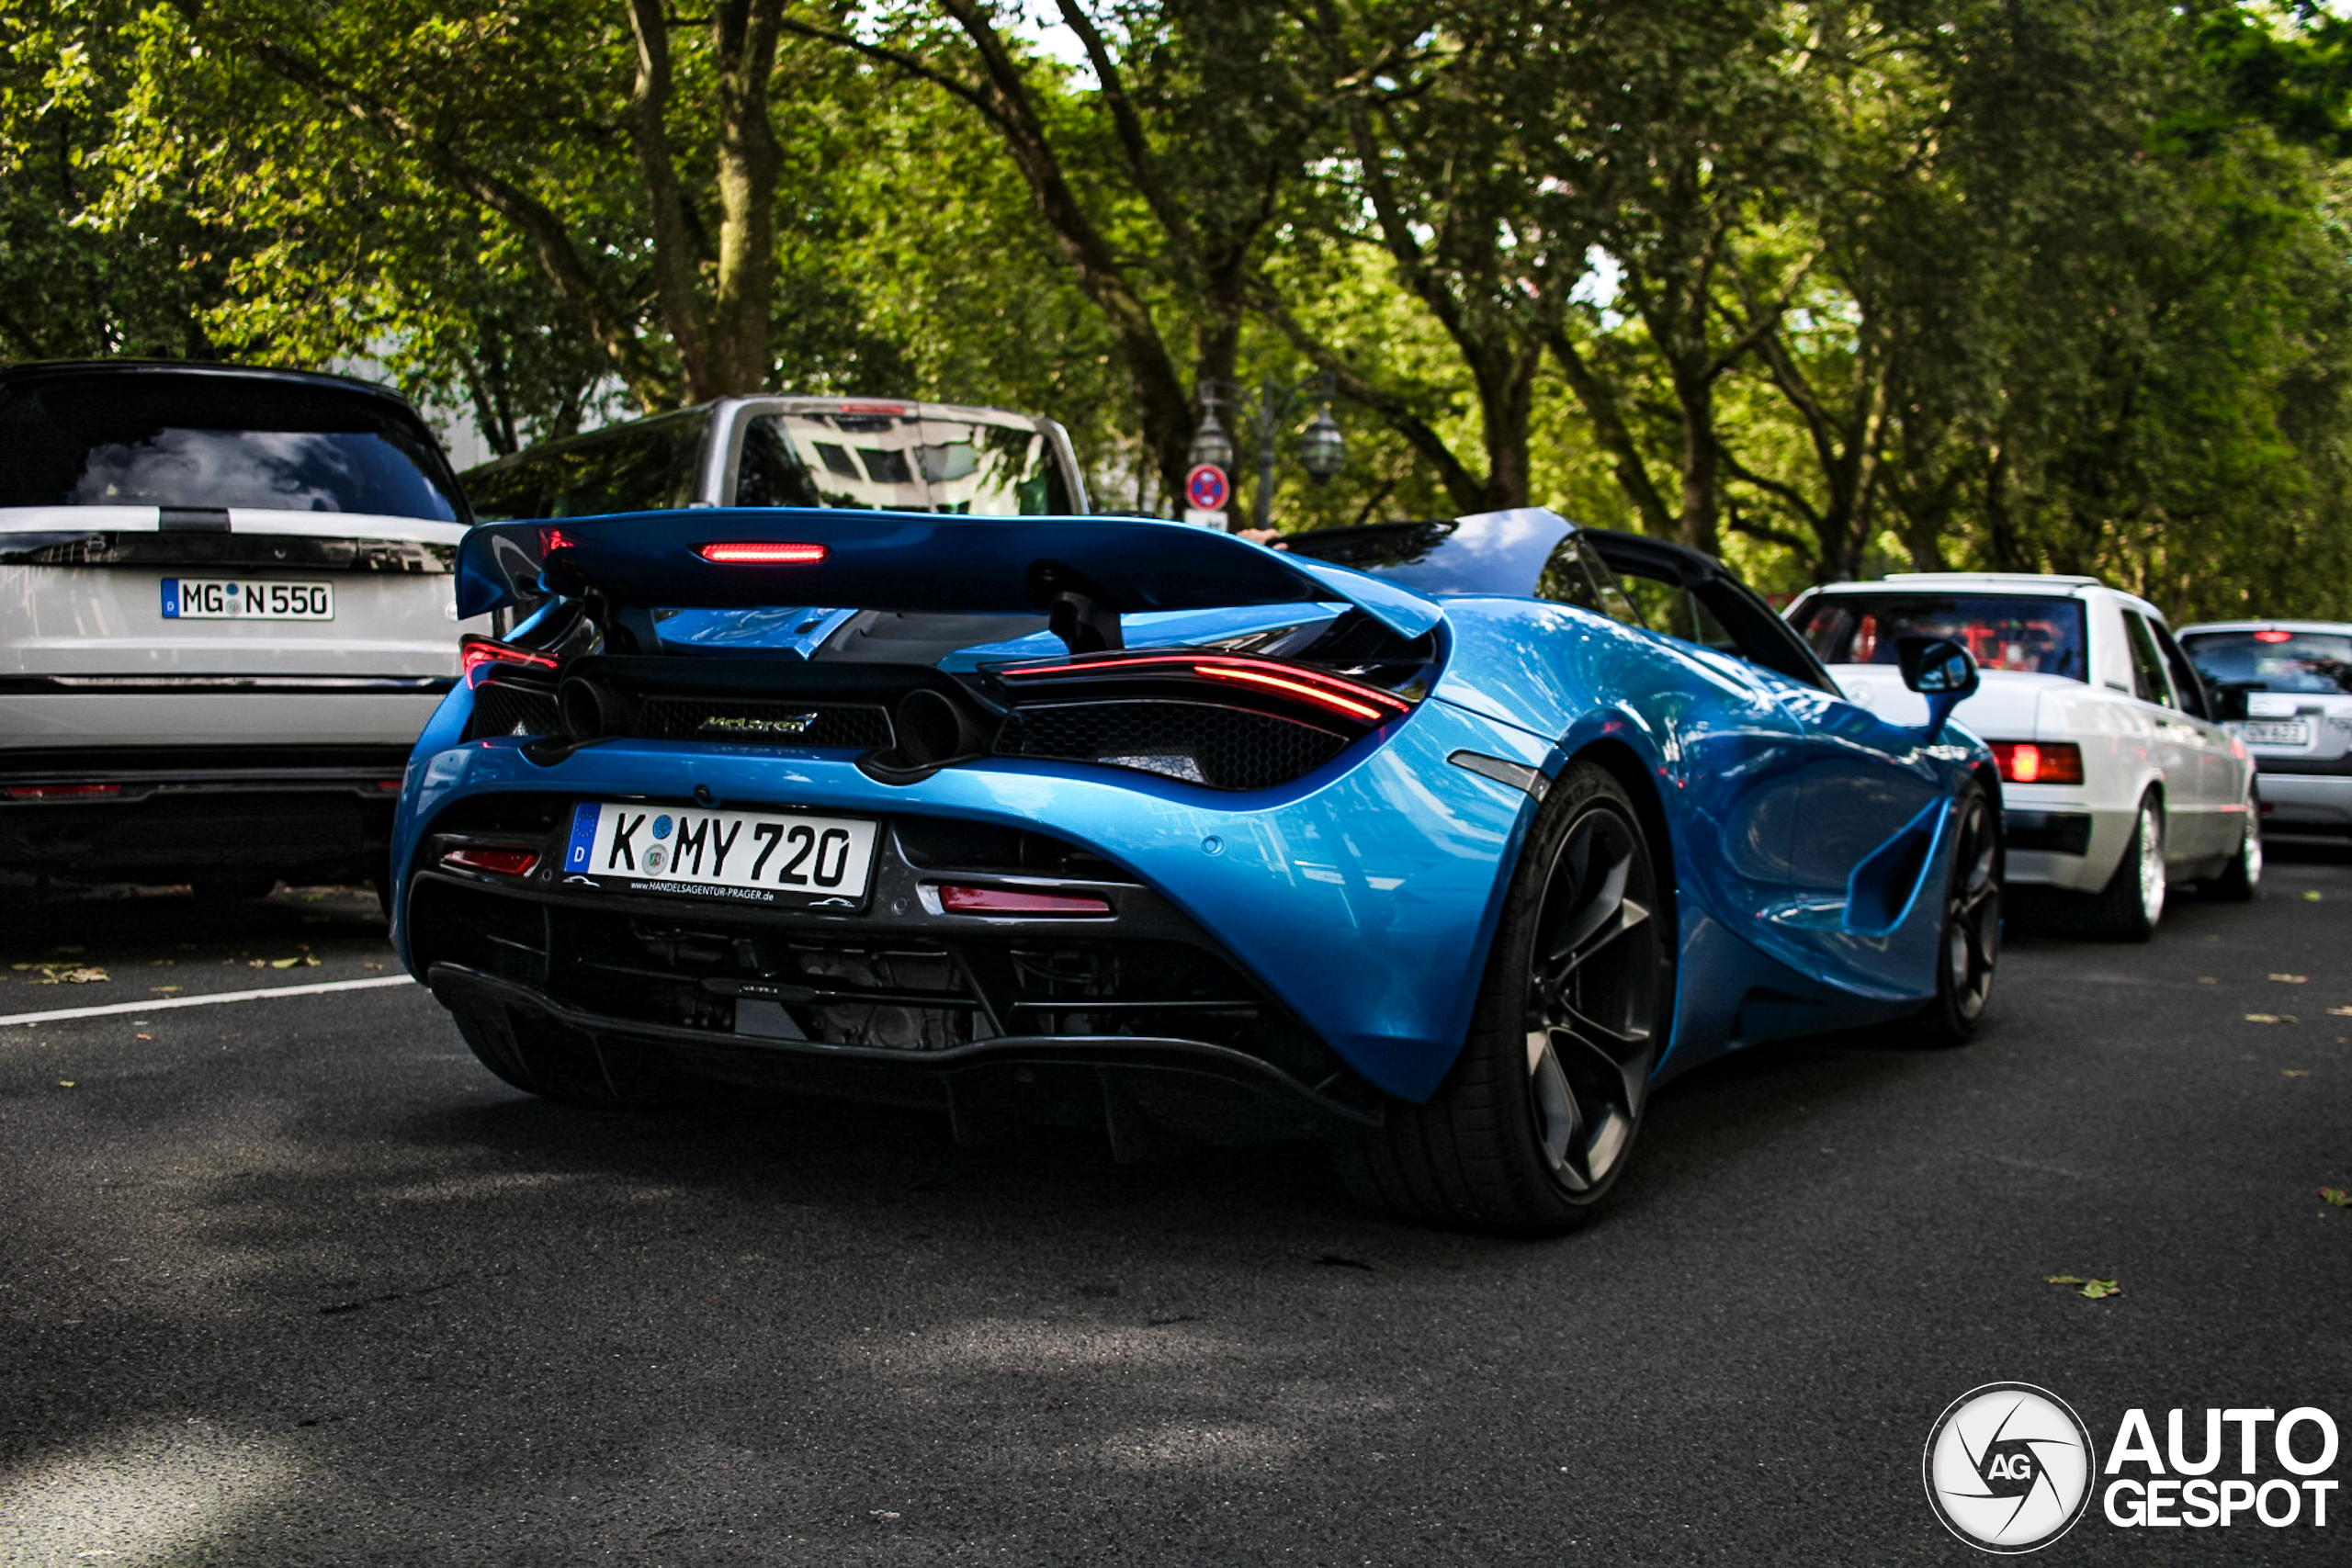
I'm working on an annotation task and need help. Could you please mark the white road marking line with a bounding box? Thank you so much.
[0,974,416,1028]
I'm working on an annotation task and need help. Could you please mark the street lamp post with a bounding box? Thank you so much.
[1190,371,1343,532]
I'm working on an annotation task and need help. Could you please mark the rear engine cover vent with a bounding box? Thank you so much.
[997,700,1347,790]
[463,678,560,741]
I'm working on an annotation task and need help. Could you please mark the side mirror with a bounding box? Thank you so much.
[1896,636,1980,743]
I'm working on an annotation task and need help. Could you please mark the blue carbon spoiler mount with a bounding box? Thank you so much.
[455,509,1442,641]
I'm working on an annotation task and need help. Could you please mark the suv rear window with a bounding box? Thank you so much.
[465,411,709,520]
[2181,630,2352,695]
[0,373,462,521]
[1790,592,2089,680]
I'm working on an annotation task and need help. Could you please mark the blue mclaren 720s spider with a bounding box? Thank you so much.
[395,506,2002,1235]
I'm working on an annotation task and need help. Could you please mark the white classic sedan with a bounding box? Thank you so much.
[0,360,481,901]
[1786,572,2258,938]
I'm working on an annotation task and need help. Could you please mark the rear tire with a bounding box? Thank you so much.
[2203,801,2262,903]
[1337,761,1671,1235]
[1910,781,2002,1046]
[2080,793,2165,942]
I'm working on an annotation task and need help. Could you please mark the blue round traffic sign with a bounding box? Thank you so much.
[1185,463,1230,512]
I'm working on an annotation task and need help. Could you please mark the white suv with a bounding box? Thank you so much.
[1787,573,2259,938]
[0,361,479,900]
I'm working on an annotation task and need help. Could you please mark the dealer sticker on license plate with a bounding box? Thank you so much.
[560,800,878,908]
[161,579,334,620]
[2241,718,2311,747]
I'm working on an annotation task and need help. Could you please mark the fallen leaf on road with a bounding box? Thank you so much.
[151,985,180,994]
[55,1080,74,1089]
[2045,1275,2122,1299]
[2304,890,2324,901]
[134,1033,151,1041]
[2329,1007,2352,1017]
[2270,974,2309,984]
[2198,976,2218,985]
[2284,1069,2311,1077]
[2321,1189,2350,1208]
[16,964,109,985]
[268,955,320,969]
[2245,1013,2293,1024]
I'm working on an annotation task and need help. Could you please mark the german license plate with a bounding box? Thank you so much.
[161,579,335,620]
[2241,719,2311,747]
[560,800,877,908]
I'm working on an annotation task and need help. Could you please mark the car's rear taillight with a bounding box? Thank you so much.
[441,844,539,876]
[460,634,562,686]
[1990,741,2085,785]
[989,652,1413,791]
[996,653,1412,723]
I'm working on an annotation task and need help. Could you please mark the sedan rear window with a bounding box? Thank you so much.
[0,374,462,521]
[1791,593,2089,680]
[2180,630,2352,695]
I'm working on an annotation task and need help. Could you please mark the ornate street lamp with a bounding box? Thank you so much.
[1188,370,1344,531]
[1187,407,1236,476]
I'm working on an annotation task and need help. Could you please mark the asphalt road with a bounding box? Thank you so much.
[1,848,2347,1566]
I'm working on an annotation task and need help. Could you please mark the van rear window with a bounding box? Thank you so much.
[0,374,462,521]
[2181,630,2352,695]
[463,411,708,520]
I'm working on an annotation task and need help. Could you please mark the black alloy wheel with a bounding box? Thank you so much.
[1338,761,1670,1235]
[1913,780,2002,1045]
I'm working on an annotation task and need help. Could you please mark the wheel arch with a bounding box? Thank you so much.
[1570,736,1678,909]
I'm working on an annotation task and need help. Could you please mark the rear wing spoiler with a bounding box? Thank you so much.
[454,509,1442,640]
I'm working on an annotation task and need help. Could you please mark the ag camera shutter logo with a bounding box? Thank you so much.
[1924,1383,2097,1552]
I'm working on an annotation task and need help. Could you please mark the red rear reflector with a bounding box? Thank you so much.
[442,846,539,877]
[4,783,121,799]
[538,525,575,554]
[1990,741,2084,785]
[699,542,827,564]
[2254,628,2293,643]
[461,637,562,682]
[935,884,1112,916]
[377,779,404,792]
[837,402,908,414]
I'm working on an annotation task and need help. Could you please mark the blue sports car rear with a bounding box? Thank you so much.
[394,507,2000,1234]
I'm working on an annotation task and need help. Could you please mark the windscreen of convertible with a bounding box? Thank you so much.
[0,376,462,520]
[2179,630,2352,695]
[1283,513,1641,622]
[1791,593,2089,680]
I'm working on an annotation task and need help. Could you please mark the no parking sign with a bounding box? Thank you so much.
[1182,463,1230,528]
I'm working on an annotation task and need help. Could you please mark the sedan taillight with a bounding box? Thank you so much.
[1990,741,2085,785]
